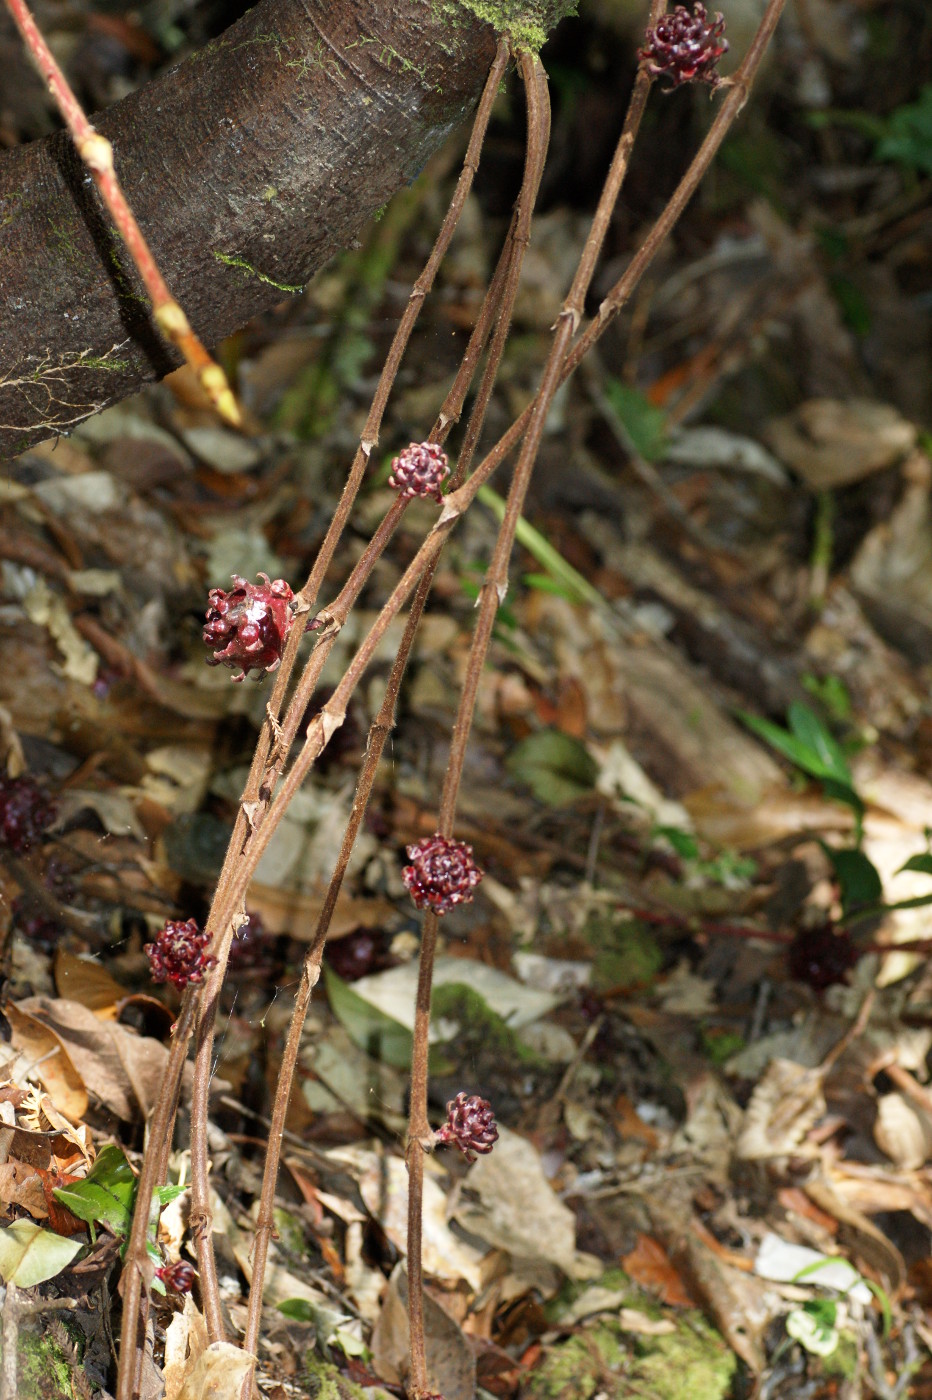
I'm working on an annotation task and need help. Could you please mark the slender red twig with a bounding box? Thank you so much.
[3,0,241,427]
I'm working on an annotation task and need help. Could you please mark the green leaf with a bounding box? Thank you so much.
[523,572,579,603]
[653,826,699,860]
[875,85,932,174]
[157,1183,187,1208]
[53,1144,137,1237]
[476,486,601,608]
[506,729,598,806]
[277,1298,314,1321]
[883,892,932,912]
[898,853,932,878]
[739,709,825,773]
[0,1221,83,1286]
[603,379,669,463]
[87,1144,137,1194]
[786,1304,838,1357]
[821,845,883,917]
[787,703,851,784]
[53,1182,132,1237]
[820,778,865,823]
[739,706,862,823]
[323,966,453,1074]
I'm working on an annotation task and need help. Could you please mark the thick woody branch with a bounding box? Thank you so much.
[0,0,498,458]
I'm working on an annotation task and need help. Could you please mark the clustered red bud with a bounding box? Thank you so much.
[639,4,728,88]
[787,922,858,992]
[156,1260,196,1293]
[402,834,482,916]
[388,442,450,502]
[0,775,57,853]
[434,1092,499,1163]
[203,573,295,682]
[145,918,217,989]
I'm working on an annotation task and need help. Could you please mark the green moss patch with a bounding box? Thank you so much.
[440,1,577,53]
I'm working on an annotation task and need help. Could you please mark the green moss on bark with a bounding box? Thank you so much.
[438,1,577,52]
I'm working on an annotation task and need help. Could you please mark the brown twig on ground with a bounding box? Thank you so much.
[3,0,241,426]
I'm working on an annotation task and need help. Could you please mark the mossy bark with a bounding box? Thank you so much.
[0,0,502,458]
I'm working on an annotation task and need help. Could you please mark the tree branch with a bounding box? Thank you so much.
[0,0,498,458]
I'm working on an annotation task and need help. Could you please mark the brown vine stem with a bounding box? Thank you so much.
[199,36,511,965]
[186,43,513,1347]
[405,11,674,1383]
[190,496,412,1338]
[199,19,795,1313]
[2,0,240,426]
[115,992,197,1400]
[116,0,786,1378]
[241,49,549,1379]
[211,0,790,923]
[200,36,512,986]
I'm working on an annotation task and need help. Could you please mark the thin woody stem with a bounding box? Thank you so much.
[241,583,427,1364]
[240,67,548,1359]
[405,47,553,1400]
[563,27,787,379]
[119,0,786,1380]
[187,44,512,1347]
[201,37,511,971]
[189,498,410,1341]
[115,993,196,1400]
[405,25,658,1385]
[2,0,240,426]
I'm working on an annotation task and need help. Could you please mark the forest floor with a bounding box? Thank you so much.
[1,1,932,1398]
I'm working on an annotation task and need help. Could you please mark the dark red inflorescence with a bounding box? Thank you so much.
[145,918,217,989]
[388,442,450,503]
[0,775,57,852]
[434,1092,499,1163]
[639,4,728,89]
[156,1260,196,1293]
[402,833,483,916]
[203,573,295,682]
[787,923,859,992]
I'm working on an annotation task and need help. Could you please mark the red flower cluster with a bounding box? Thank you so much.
[0,775,57,853]
[639,4,728,88]
[145,918,216,989]
[203,573,295,682]
[402,834,482,916]
[787,922,858,992]
[156,1260,196,1293]
[434,1092,499,1163]
[388,442,450,502]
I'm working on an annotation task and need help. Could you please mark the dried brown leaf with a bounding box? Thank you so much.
[3,1003,88,1122]
[15,996,172,1120]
